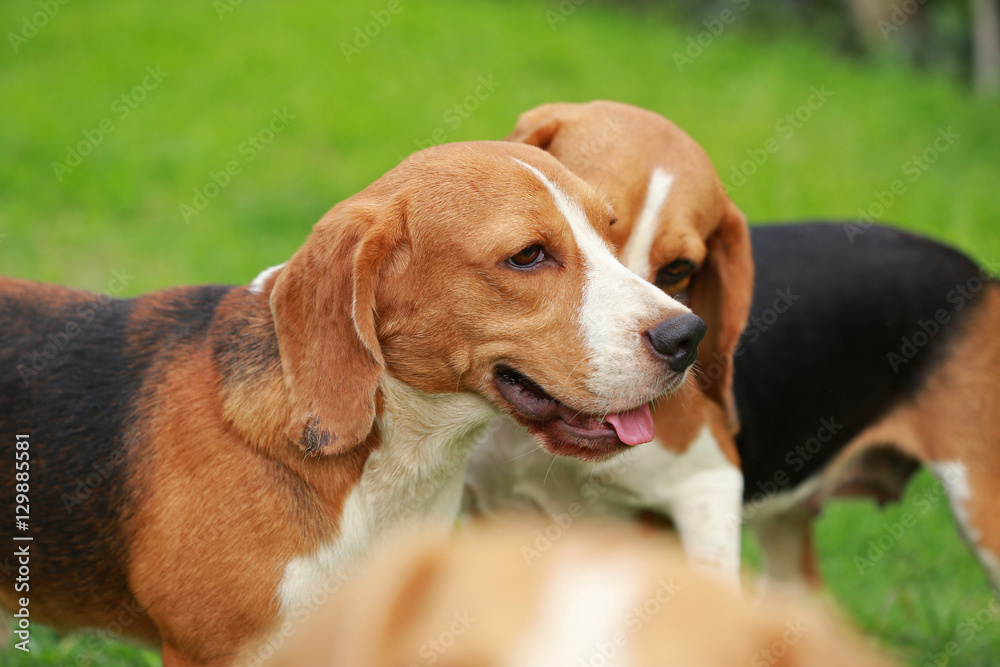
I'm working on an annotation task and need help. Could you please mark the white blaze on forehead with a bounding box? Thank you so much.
[513,158,613,257]
[513,159,688,402]
[621,168,675,280]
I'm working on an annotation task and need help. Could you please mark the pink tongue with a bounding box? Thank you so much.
[605,404,654,446]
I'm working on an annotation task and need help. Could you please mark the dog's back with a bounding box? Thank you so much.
[0,277,230,634]
[735,222,1000,588]
[735,222,991,497]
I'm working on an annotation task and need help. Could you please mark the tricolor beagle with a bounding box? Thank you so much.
[463,107,1000,595]
[0,141,702,666]
[263,522,898,667]
[464,102,754,586]
[737,222,1000,591]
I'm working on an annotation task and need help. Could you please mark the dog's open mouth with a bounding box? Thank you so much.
[494,365,654,461]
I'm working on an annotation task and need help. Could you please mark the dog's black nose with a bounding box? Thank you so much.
[645,313,707,372]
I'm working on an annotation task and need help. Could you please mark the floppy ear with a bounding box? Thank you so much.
[688,200,754,434]
[270,203,405,455]
[505,106,562,150]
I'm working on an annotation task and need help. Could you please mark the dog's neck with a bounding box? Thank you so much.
[218,286,501,613]
[276,375,497,616]
[370,374,499,524]
[215,287,292,454]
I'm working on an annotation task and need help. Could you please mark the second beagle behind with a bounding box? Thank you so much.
[465,101,754,586]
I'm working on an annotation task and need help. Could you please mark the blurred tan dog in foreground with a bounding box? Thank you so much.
[262,521,897,667]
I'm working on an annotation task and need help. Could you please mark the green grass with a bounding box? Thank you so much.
[1,0,998,664]
[816,472,1000,666]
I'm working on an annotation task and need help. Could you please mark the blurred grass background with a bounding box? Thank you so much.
[1,0,998,665]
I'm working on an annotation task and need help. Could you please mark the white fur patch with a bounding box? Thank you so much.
[278,376,497,616]
[509,554,642,667]
[927,461,1000,588]
[513,159,687,405]
[977,549,1000,589]
[466,422,743,587]
[248,263,286,294]
[596,425,743,587]
[620,168,674,281]
[930,461,976,540]
[741,475,825,589]
[743,475,822,526]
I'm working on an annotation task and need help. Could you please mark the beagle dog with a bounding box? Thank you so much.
[737,222,1000,591]
[263,522,899,667]
[464,102,754,586]
[0,141,702,666]
[463,109,1000,594]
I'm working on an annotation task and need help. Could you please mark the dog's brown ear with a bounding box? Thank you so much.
[505,105,563,150]
[271,202,406,455]
[689,200,754,434]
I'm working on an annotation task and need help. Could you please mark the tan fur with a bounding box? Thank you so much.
[758,285,1000,589]
[263,522,898,667]
[1,141,690,666]
[508,100,753,444]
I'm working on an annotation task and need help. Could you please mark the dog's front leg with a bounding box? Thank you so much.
[664,464,744,590]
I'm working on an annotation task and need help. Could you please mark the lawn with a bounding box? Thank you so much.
[1,0,998,664]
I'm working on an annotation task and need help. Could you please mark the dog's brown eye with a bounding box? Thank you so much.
[508,245,546,268]
[654,259,697,288]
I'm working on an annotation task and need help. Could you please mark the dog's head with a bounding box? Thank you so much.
[268,141,702,462]
[508,101,753,433]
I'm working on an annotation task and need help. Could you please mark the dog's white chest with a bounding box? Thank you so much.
[277,378,496,616]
